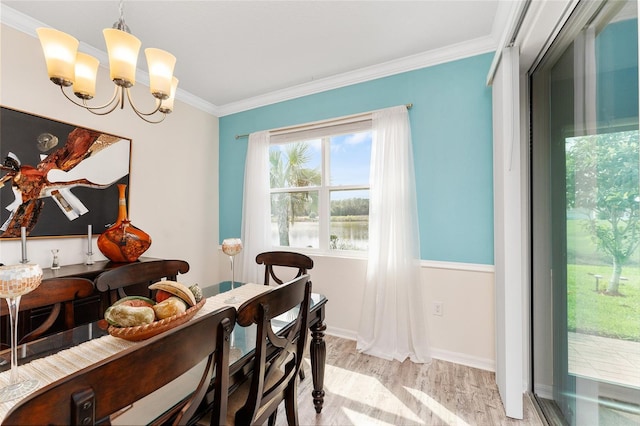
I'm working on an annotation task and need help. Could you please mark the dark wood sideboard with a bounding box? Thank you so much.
[1,257,160,346]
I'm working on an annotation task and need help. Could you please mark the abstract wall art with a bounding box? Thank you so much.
[0,107,131,238]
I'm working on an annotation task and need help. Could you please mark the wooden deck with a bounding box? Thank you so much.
[569,332,640,390]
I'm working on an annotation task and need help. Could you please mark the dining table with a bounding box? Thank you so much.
[0,280,328,424]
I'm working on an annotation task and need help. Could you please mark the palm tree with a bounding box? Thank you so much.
[270,142,320,246]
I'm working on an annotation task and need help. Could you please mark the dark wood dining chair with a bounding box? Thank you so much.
[256,251,313,286]
[94,259,189,313]
[256,251,313,381]
[226,274,312,426]
[2,306,236,426]
[0,277,95,344]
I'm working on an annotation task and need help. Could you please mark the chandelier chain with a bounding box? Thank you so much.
[119,0,124,21]
[113,0,130,33]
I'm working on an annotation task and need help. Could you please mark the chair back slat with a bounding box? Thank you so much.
[256,251,313,286]
[3,306,236,426]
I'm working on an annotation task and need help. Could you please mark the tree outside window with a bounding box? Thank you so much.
[566,130,640,295]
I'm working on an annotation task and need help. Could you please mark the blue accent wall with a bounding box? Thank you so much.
[219,53,494,264]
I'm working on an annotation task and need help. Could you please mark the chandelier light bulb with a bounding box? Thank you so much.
[36,27,78,87]
[145,48,176,99]
[159,77,179,114]
[103,28,141,87]
[73,53,100,99]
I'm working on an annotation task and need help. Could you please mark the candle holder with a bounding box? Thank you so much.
[20,227,28,264]
[50,249,60,270]
[85,224,94,265]
[221,238,243,288]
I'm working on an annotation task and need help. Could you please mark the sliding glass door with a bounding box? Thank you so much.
[531,1,640,425]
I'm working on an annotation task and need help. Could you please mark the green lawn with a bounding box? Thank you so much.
[568,263,640,341]
[566,219,640,341]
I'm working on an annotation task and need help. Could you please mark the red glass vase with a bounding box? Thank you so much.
[97,184,151,263]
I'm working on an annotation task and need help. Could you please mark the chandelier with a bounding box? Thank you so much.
[36,1,178,124]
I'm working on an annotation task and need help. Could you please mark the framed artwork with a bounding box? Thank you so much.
[0,106,131,238]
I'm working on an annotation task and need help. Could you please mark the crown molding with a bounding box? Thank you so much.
[216,35,497,117]
[0,3,40,36]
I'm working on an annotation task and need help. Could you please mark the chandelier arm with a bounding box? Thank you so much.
[124,88,164,117]
[83,99,122,116]
[123,88,167,123]
[129,110,167,124]
[59,85,121,114]
[124,89,166,123]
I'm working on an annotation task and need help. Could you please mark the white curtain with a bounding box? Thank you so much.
[238,130,272,284]
[356,105,431,363]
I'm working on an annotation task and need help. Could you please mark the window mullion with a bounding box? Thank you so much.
[327,183,369,192]
[319,136,331,250]
[271,187,318,193]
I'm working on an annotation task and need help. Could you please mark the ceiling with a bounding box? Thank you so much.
[1,1,511,116]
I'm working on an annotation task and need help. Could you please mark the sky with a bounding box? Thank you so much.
[270,130,371,201]
[330,131,371,186]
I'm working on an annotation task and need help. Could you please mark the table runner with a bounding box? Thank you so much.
[0,282,271,421]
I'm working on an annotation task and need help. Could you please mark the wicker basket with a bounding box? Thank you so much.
[108,298,206,341]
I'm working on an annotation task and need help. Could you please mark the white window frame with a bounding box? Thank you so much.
[269,118,372,255]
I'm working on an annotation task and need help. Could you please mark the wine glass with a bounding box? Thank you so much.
[221,238,243,288]
[0,264,43,401]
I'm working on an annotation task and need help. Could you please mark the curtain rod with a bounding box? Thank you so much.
[234,103,413,140]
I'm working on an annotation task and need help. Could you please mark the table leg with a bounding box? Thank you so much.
[310,320,326,413]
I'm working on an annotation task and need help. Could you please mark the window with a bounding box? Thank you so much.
[269,120,372,252]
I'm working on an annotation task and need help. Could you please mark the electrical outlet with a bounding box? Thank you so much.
[433,301,443,316]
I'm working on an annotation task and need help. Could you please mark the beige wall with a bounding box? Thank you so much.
[0,25,219,286]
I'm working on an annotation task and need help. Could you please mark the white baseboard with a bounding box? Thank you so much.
[421,259,495,273]
[326,326,358,341]
[325,326,495,372]
[430,348,495,372]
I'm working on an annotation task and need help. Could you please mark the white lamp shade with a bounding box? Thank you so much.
[145,48,176,99]
[103,28,141,86]
[73,53,100,99]
[36,27,79,86]
[159,77,179,113]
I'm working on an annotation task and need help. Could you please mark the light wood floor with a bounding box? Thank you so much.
[276,335,544,426]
